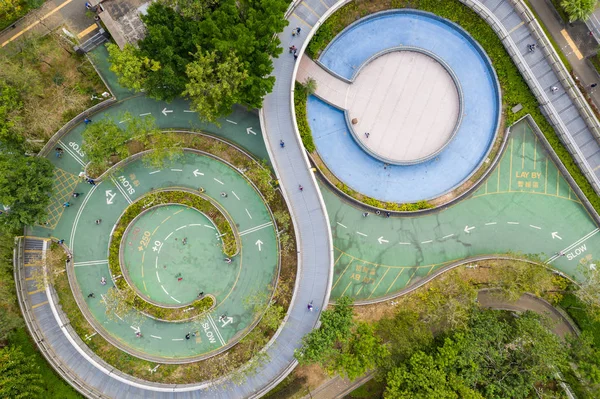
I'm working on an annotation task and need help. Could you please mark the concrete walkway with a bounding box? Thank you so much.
[527,0,600,107]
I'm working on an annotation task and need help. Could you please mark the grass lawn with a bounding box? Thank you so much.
[7,328,82,398]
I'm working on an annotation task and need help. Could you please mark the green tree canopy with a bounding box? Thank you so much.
[108,0,288,121]
[561,0,597,22]
[0,154,53,231]
[0,346,44,398]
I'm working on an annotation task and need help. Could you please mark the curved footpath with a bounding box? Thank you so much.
[13,0,600,398]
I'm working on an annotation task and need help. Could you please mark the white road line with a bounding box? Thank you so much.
[172,338,184,341]
[507,222,519,225]
[57,140,86,167]
[110,177,133,204]
[232,191,240,200]
[336,222,347,229]
[171,169,183,172]
[74,259,108,266]
[485,222,497,226]
[204,224,216,230]
[245,209,253,219]
[114,313,124,321]
[161,285,168,295]
[356,231,367,237]
[183,110,195,113]
[70,183,99,248]
[150,335,162,339]
[156,271,161,283]
[399,242,411,245]
[239,222,273,236]
[421,240,433,244]
[207,315,226,346]
[188,224,203,227]
[149,170,161,175]
[226,119,237,124]
[529,225,541,230]
[155,258,158,269]
[214,178,224,185]
[547,228,600,264]
[176,225,186,231]
[170,296,181,303]
[442,234,454,239]
[118,118,131,124]
[165,232,173,241]
[139,113,152,117]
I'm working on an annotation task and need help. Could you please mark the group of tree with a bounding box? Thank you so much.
[297,262,600,398]
[561,0,597,22]
[82,112,183,174]
[107,0,289,123]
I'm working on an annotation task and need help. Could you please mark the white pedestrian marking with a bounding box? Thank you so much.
[139,113,151,117]
[245,208,253,219]
[150,335,162,339]
[206,315,226,345]
[161,285,168,295]
[156,271,161,283]
[232,191,240,200]
[529,225,541,230]
[421,240,433,244]
[214,178,224,185]
[356,231,367,237]
[226,119,237,124]
[442,234,454,239]
[149,170,160,175]
[485,222,497,226]
[336,222,347,229]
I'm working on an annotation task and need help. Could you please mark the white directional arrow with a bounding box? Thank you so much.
[377,236,389,244]
[464,225,476,233]
[161,107,173,116]
[255,239,263,251]
[246,127,257,135]
[551,232,562,240]
[130,325,141,334]
[221,316,233,327]
[590,263,597,271]
[105,190,116,205]
[193,169,204,177]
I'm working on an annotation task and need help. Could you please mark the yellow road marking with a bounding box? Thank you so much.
[368,267,390,299]
[301,1,320,18]
[509,135,514,192]
[2,0,75,47]
[385,269,405,294]
[32,301,48,309]
[356,285,364,296]
[77,23,97,39]
[508,21,524,34]
[331,259,353,291]
[161,216,171,224]
[405,269,418,287]
[143,281,147,292]
[340,282,352,297]
[594,164,600,171]
[561,29,583,60]
[292,13,313,28]
[25,277,35,281]
[28,288,44,295]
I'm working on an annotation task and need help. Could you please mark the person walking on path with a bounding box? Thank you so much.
[72,192,82,198]
[224,258,232,264]
[57,239,65,245]
[220,192,228,198]
[88,293,95,298]
[592,83,598,88]
[95,219,102,225]
[55,147,64,158]
[63,202,70,208]
[551,86,558,93]
[198,292,204,298]
[185,333,191,340]
[86,178,96,186]
[362,212,369,217]
[280,140,285,148]
[100,277,106,285]
[307,302,313,311]
[84,118,92,125]
[364,132,370,138]
[289,45,296,53]
[295,27,301,35]
[298,185,303,192]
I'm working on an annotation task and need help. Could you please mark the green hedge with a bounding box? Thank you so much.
[107,190,237,321]
[305,0,600,216]
[294,83,316,152]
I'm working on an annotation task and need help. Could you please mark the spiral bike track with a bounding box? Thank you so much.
[14,0,600,398]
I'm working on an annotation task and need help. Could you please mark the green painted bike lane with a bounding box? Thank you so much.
[123,205,229,306]
[325,120,600,301]
[34,152,277,360]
